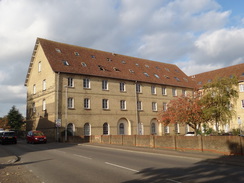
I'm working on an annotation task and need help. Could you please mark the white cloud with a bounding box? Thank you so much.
[0,0,243,116]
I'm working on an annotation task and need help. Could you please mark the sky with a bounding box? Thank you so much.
[0,0,244,117]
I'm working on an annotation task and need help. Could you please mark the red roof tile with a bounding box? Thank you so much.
[26,38,196,88]
[191,63,244,88]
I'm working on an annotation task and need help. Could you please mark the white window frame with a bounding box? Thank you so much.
[38,61,41,72]
[152,102,157,111]
[68,97,74,109]
[151,86,156,95]
[103,123,110,135]
[182,89,186,96]
[241,100,244,109]
[102,99,109,109]
[68,77,74,87]
[102,80,108,90]
[42,99,46,111]
[33,84,36,94]
[120,100,126,110]
[164,126,169,134]
[137,101,143,111]
[175,123,180,134]
[120,82,126,92]
[136,83,142,93]
[84,98,90,109]
[83,78,90,89]
[42,79,46,91]
[240,84,244,92]
[172,88,177,97]
[163,102,167,111]
[162,87,167,95]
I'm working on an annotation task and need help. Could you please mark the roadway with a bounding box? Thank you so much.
[2,140,244,183]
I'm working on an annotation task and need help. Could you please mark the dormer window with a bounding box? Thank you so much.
[165,68,170,72]
[145,65,149,68]
[55,48,61,53]
[135,63,139,67]
[143,72,149,77]
[174,77,180,82]
[91,55,96,59]
[154,74,160,78]
[164,75,170,79]
[74,52,80,56]
[98,65,105,71]
[121,60,126,64]
[63,60,69,66]
[129,69,135,73]
[81,62,87,67]
[107,58,112,62]
[113,67,120,72]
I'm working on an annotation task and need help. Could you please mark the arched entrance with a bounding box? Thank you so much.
[84,123,91,136]
[67,123,75,136]
[117,118,131,135]
[150,118,162,135]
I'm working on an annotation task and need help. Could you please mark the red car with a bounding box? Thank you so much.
[26,130,47,144]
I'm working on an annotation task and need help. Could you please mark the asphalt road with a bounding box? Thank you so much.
[2,140,244,183]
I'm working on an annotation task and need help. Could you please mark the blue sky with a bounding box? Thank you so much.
[0,0,244,117]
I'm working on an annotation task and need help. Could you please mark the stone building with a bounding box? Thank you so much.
[25,38,196,139]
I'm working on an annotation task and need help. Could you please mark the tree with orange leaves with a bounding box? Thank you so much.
[160,92,204,135]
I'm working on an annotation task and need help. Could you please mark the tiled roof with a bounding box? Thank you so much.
[26,38,196,88]
[191,63,244,88]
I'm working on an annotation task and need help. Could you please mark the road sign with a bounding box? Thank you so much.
[56,119,61,127]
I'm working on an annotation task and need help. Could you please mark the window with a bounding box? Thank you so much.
[164,126,169,134]
[83,78,90,89]
[102,80,108,90]
[120,82,126,92]
[163,102,167,111]
[240,84,244,92]
[63,60,69,66]
[33,84,36,94]
[103,123,109,135]
[42,80,46,91]
[74,52,79,56]
[241,100,244,108]
[137,101,143,111]
[42,99,46,111]
[68,78,74,87]
[119,123,124,135]
[68,98,74,109]
[172,88,177,96]
[120,100,126,110]
[175,123,180,134]
[154,74,160,79]
[152,102,157,111]
[38,61,41,72]
[162,87,167,95]
[102,99,109,109]
[81,62,87,67]
[151,86,156,95]
[84,98,90,109]
[182,89,186,96]
[84,123,91,136]
[151,123,156,135]
[136,83,142,93]
[143,72,149,77]
[55,48,61,53]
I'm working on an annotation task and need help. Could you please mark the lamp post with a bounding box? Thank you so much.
[64,85,68,142]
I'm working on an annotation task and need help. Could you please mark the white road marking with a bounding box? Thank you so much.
[73,154,92,160]
[166,179,181,183]
[105,162,139,172]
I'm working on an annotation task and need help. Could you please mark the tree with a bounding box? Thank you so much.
[160,92,205,135]
[7,106,24,130]
[201,76,239,132]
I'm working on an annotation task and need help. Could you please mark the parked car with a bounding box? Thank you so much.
[0,131,17,145]
[26,130,47,144]
[184,132,195,136]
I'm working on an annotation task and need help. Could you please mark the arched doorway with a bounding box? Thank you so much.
[117,118,131,135]
[67,123,75,136]
[84,123,91,136]
[150,119,162,135]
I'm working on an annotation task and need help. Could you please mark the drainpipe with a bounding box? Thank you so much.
[56,72,60,142]
[135,81,139,135]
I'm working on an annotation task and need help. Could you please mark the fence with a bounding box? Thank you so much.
[66,135,244,155]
